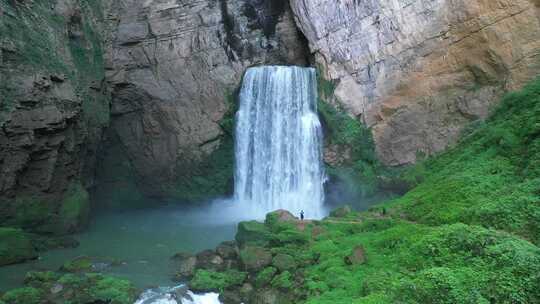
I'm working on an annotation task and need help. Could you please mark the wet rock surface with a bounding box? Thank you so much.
[182,211,318,304]
[102,0,310,200]
[0,0,110,232]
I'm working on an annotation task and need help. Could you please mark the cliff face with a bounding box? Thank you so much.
[291,0,540,165]
[101,0,309,201]
[0,0,109,232]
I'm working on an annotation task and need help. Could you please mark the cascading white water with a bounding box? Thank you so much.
[234,66,326,219]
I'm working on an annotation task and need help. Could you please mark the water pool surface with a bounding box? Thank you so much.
[0,204,238,291]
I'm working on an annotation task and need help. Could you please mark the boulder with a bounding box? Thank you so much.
[239,246,272,272]
[265,210,297,226]
[0,228,37,266]
[172,252,198,280]
[216,241,238,259]
[236,221,272,247]
[61,256,94,273]
[272,254,297,272]
[344,245,366,265]
[252,288,293,304]
[196,250,224,271]
[255,267,278,288]
[330,205,352,218]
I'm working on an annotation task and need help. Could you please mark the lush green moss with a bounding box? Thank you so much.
[58,182,90,233]
[236,220,272,247]
[61,256,94,273]
[2,271,137,304]
[316,69,391,199]
[272,253,297,272]
[1,287,42,304]
[271,271,293,290]
[2,197,55,230]
[0,228,37,266]
[189,78,540,304]
[88,275,138,304]
[387,77,540,244]
[190,269,247,292]
[255,267,278,287]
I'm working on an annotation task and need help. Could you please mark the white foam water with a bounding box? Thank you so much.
[134,286,221,304]
[234,66,327,219]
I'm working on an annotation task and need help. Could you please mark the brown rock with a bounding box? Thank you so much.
[344,245,367,265]
[196,250,224,271]
[291,0,540,166]
[216,241,238,260]
[172,252,198,279]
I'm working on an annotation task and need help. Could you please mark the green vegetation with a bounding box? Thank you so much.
[190,269,247,292]
[2,197,55,230]
[167,90,237,202]
[61,256,94,273]
[316,69,389,198]
[2,271,137,304]
[58,182,90,233]
[1,287,42,304]
[255,266,278,287]
[236,220,272,246]
[0,228,37,266]
[0,0,110,230]
[386,77,540,244]
[1,182,90,234]
[186,78,540,303]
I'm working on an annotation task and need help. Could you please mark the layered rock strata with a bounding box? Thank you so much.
[103,0,310,200]
[291,0,540,165]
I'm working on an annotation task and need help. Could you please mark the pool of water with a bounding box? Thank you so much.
[0,204,238,292]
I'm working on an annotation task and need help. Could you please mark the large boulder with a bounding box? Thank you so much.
[272,254,297,272]
[236,221,272,247]
[0,228,37,266]
[216,241,239,259]
[172,253,198,280]
[239,246,272,272]
[196,250,224,271]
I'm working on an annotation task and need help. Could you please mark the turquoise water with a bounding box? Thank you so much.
[0,205,237,292]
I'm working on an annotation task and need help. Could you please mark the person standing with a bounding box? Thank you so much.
[300,210,305,221]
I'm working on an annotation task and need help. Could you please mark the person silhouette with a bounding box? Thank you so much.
[300,210,305,221]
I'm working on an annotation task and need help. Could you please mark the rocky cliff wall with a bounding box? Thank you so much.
[102,0,310,201]
[291,0,540,165]
[0,0,110,233]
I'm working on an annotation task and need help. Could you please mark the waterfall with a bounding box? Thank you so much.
[234,66,326,219]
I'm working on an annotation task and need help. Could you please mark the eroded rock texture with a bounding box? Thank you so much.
[291,0,540,165]
[104,0,309,200]
[0,0,109,231]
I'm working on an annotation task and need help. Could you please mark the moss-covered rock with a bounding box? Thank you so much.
[57,183,90,233]
[264,210,297,228]
[61,256,94,273]
[271,271,293,290]
[240,246,272,272]
[1,287,42,304]
[87,275,138,304]
[329,205,352,218]
[236,221,272,247]
[3,271,138,304]
[272,253,297,272]
[190,269,247,292]
[0,228,37,266]
[255,267,278,288]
